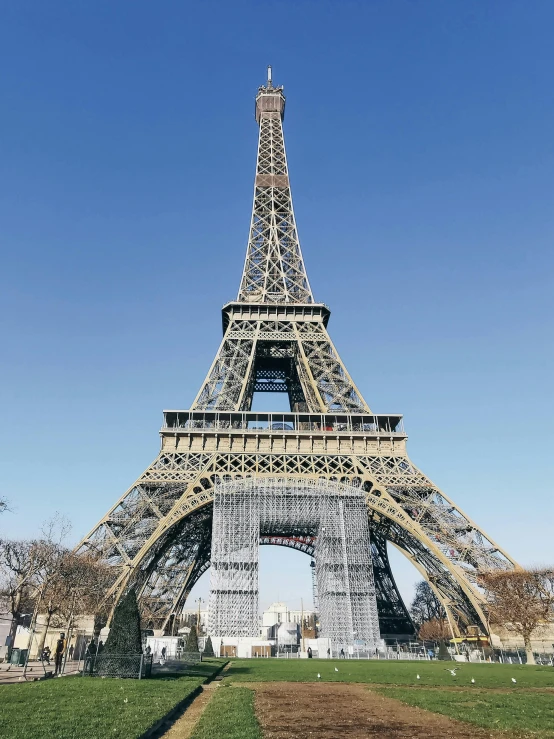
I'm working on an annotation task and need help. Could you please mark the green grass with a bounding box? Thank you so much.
[224,658,554,688]
[151,657,227,681]
[0,660,227,739]
[376,687,554,738]
[190,686,261,739]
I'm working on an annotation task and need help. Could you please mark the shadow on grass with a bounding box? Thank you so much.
[151,659,227,681]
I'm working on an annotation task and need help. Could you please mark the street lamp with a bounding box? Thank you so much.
[195,598,204,636]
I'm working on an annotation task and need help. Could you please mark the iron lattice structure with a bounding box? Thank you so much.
[78,70,517,638]
[209,477,380,650]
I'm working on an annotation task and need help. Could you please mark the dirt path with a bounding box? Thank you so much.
[161,683,220,739]
[160,662,231,738]
[253,682,506,739]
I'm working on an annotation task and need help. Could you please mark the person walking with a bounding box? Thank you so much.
[86,639,97,675]
[307,647,313,658]
[68,644,74,660]
[161,646,167,660]
[340,648,345,659]
[327,647,331,658]
[54,633,66,675]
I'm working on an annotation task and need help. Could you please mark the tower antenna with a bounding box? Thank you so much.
[267,64,272,87]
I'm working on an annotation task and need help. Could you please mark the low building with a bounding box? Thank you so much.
[262,602,315,628]
[0,599,12,655]
[490,624,554,654]
[262,602,316,641]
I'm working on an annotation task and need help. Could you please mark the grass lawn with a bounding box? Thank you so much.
[376,687,554,738]
[190,686,261,739]
[224,657,554,688]
[0,659,227,739]
[222,659,554,737]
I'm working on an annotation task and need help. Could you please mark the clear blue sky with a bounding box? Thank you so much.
[1,1,553,611]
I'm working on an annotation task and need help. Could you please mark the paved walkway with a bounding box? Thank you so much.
[0,661,80,684]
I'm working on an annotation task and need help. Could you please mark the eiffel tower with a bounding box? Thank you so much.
[79,68,516,641]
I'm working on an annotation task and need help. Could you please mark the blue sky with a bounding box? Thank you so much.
[1,1,553,610]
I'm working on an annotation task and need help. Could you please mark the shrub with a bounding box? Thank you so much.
[186,624,199,652]
[103,589,143,656]
[203,635,215,657]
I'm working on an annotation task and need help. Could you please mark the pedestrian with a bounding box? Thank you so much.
[161,646,167,660]
[145,645,152,657]
[86,639,97,675]
[307,647,313,658]
[97,640,104,654]
[54,632,66,675]
[327,647,331,658]
[340,648,345,659]
[42,645,51,665]
[68,644,74,660]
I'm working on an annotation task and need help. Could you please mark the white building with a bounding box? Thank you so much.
[262,602,314,628]
[0,599,12,655]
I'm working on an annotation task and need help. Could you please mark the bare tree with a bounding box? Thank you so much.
[33,540,112,653]
[418,617,450,642]
[1,515,113,658]
[0,515,71,651]
[480,568,554,665]
[33,544,73,652]
[47,551,112,633]
[410,580,445,629]
[0,538,50,650]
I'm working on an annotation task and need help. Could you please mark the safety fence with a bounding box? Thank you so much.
[82,653,153,679]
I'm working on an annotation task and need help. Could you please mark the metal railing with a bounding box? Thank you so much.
[162,411,405,436]
[83,653,153,679]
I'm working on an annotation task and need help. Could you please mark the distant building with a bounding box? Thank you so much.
[0,598,12,651]
[262,602,315,628]
[180,608,208,633]
[261,602,317,643]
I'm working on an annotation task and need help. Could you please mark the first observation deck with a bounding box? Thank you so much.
[160,411,407,456]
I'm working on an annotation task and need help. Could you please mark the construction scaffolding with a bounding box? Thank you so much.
[316,496,379,651]
[208,477,380,652]
[208,478,259,637]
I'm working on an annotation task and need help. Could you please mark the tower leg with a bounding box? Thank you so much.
[370,529,416,639]
[316,494,380,653]
[208,485,260,637]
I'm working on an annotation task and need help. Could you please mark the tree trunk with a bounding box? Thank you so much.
[7,589,22,656]
[524,635,535,665]
[37,611,53,655]
[94,612,107,639]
